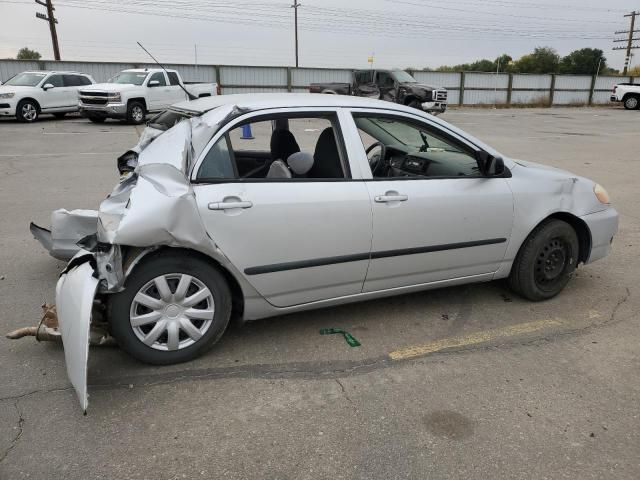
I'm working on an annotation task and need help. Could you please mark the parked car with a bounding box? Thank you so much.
[309,69,447,114]
[610,82,640,110]
[0,71,95,122]
[78,68,219,124]
[33,93,617,410]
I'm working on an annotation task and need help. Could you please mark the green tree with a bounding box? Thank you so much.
[514,47,560,74]
[559,48,606,74]
[16,47,41,60]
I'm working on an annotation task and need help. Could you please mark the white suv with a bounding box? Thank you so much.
[0,71,95,122]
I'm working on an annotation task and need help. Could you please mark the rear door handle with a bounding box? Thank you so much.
[374,194,408,203]
[208,201,253,210]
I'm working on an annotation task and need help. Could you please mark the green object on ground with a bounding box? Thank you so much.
[319,328,361,347]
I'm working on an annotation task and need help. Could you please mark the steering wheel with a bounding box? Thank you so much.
[366,141,387,175]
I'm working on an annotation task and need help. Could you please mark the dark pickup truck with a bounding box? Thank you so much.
[309,69,447,115]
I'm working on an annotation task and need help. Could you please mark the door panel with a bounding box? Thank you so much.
[41,75,70,109]
[195,182,372,307]
[363,178,513,292]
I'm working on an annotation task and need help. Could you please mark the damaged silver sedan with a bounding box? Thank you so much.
[30,94,618,410]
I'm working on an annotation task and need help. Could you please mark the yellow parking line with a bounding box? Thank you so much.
[389,318,563,361]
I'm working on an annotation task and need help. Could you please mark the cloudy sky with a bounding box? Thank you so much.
[0,0,635,70]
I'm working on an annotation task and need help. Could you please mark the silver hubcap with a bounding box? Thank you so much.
[22,103,37,121]
[131,106,144,122]
[626,97,638,109]
[130,273,215,351]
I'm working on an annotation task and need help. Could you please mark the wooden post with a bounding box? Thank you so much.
[507,73,513,105]
[287,67,292,92]
[588,74,597,106]
[549,74,556,106]
[459,72,465,106]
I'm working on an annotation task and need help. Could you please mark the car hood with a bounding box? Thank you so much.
[0,85,38,94]
[80,83,140,93]
[402,83,441,92]
[512,158,577,177]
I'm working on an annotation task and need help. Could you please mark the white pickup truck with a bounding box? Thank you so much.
[78,68,219,124]
[610,82,640,110]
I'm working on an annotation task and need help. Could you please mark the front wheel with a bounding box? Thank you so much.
[108,252,232,364]
[508,219,579,301]
[623,95,639,110]
[16,99,39,122]
[126,101,146,124]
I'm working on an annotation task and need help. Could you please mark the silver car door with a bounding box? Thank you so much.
[192,108,373,308]
[346,109,514,293]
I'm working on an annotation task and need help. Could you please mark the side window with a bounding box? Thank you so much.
[63,75,81,87]
[354,115,480,178]
[355,71,373,84]
[197,135,236,179]
[376,72,394,88]
[148,72,167,86]
[197,114,347,181]
[46,75,64,87]
[167,72,180,86]
[78,76,92,86]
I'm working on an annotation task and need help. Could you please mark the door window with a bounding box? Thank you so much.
[148,72,167,86]
[63,75,82,87]
[46,75,64,87]
[196,114,347,181]
[376,72,394,88]
[167,72,180,86]
[355,71,373,84]
[353,114,480,178]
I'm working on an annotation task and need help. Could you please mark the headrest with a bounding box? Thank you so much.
[287,151,314,175]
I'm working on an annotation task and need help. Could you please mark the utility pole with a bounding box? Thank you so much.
[291,1,301,67]
[613,11,639,75]
[35,0,60,60]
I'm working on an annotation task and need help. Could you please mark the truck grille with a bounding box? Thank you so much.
[80,98,108,105]
[434,90,447,102]
[79,91,109,97]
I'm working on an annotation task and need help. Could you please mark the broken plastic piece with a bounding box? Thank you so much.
[319,328,361,347]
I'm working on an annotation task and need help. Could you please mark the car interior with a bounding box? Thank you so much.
[197,114,348,180]
[354,115,482,178]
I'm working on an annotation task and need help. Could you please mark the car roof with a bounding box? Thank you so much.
[123,68,173,72]
[171,93,420,115]
[21,71,90,75]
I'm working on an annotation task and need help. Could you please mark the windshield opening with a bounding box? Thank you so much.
[4,72,47,87]
[391,70,418,83]
[109,72,149,86]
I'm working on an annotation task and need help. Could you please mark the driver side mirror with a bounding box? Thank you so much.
[148,80,160,87]
[42,83,54,91]
[476,151,505,177]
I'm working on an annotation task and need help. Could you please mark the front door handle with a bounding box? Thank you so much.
[374,193,408,203]
[208,200,253,210]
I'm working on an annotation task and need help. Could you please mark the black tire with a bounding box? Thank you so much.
[508,219,579,301]
[108,251,232,365]
[126,100,146,125]
[53,112,67,119]
[16,99,39,122]
[87,114,106,123]
[623,95,640,110]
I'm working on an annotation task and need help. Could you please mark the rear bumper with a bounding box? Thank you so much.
[580,207,619,264]
[610,95,619,102]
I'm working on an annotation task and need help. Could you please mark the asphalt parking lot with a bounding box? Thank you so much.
[0,107,638,479]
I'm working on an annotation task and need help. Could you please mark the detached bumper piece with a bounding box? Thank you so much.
[30,209,99,261]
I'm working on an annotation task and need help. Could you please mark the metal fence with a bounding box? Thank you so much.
[0,59,636,106]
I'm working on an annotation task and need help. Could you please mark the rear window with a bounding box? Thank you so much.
[167,72,180,86]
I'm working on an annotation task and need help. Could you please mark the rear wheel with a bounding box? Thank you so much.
[109,252,232,364]
[623,95,639,110]
[16,99,39,122]
[126,101,146,124]
[509,219,579,301]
